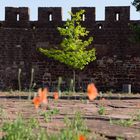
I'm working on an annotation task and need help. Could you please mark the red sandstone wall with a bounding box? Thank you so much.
[0,6,139,92]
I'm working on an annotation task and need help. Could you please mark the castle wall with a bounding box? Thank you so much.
[0,6,140,92]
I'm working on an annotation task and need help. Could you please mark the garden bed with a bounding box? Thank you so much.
[0,92,140,140]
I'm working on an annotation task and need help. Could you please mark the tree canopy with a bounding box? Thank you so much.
[132,0,140,11]
[39,10,96,70]
[131,0,140,42]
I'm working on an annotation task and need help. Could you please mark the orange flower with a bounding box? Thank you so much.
[32,87,49,109]
[32,97,41,109]
[53,92,59,100]
[87,83,98,101]
[38,88,48,104]
[79,135,86,140]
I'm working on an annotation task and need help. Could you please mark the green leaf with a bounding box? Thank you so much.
[39,9,96,70]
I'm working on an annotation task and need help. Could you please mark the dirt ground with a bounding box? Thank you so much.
[0,92,140,140]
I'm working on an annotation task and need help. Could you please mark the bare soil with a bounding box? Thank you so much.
[0,92,140,140]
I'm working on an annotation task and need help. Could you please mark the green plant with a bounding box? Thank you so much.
[39,111,90,140]
[18,68,22,91]
[116,136,125,140]
[0,107,5,117]
[28,68,35,100]
[98,106,106,115]
[39,10,96,92]
[134,110,140,121]
[40,108,60,123]
[69,79,74,92]
[64,112,88,131]
[29,68,34,90]
[58,112,89,140]
[46,112,89,140]
[1,110,96,140]
[37,128,48,140]
[45,112,89,140]
[110,118,134,127]
[1,115,53,140]
[2,116,38,140]
[28,117,39,128]
[0,107,7,122]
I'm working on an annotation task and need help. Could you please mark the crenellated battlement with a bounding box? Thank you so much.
[105,6,130,22]
[5,7,29,22]
[38,7,62,23]
[0,6,140,92]
[0,6,139,28]
[4,7,29,27]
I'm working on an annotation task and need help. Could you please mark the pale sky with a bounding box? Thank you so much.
[0,0,139,21]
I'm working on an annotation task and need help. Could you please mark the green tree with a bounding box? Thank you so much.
[131,0,140,42]
[39,10,96,91]
[130,24,140,42]
[132,0,140,11]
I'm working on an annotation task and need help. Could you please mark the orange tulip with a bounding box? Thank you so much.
[87,83,98,101]
[32,97,41,109]
[79,135,86,140]
[32,88,49,109]
[53,92,59,100]
[38,88,48,104]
